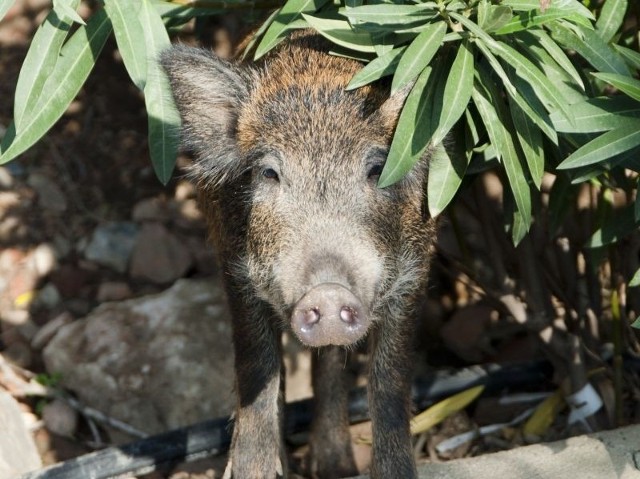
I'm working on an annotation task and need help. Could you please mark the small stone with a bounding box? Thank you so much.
[171,199,204,229]
[32,312,74,350]
[30,243,58,277]
[84,222,139,273]
[96,282,133,302]
[132,197,170,222]
[35,283,62,309]
[42,399,78,438]
[27,172,68,213]
[129,223,192,284]
[4,341,32,368]
[0,167,13,188]
[174,180,195,201]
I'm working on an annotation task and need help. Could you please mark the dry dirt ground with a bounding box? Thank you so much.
[1,2,636,479]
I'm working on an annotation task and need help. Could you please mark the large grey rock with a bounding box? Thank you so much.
[0,390,42,477]
[42,278,235,437]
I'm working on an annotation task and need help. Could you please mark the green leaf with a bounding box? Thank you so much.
[341,4,436,24]
[302,14,376,53]
[549,22,630,75]
[523,29,584,90]
[478,4,513,32]
[632,316,640,329]
[558,122,640,169]
[495,8,585,35]
[347,46,405,90]
[0,0,15,23]
[104,0,147,91]
[494,41,574,123]
[0,10,112,164]
[587,203,637,248]
[631,268,640,287]
[255,0,330,59]
[549,97,640,133]
[379,65,434,187]
[596,0,627,43]
[53,0,85,25]
[502,0,594,20]
[473,76,531,243]
[12,3,77,133]
[427,143,468,217]
[636,177,640,222]
[391,22,445,95]
[614,45,640,71]
[510,99,544,189]
[592,72,640,102]
[410,386,485,435]
[431,40,474,146]
[139,0,180,184]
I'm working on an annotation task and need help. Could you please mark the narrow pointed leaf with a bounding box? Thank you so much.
[391,22,445,95]
[506,72,557,144]
[630,267,640,287]
[591,72,640,102]
[255,0,330,59]
[510,99,544,189]
[104,0,147,90]
[549,23,630,75]
[427,143,468,217]
[347,46,406,90]
[341,4,436,24]
[549,96,640,133]
[302,14,375,53]
[558,122,640,169]
[410,386,484,435]
[479,5,513,32]
[53,0,85,25]
[495,41,574,123]
[13,4,77,132]
[523,390,564,437]
[431,40,474,146]
[379,66,434,187]
[0,10,112,164]
[472,82,531,240]
[523,29,583,90]
[495,8,585,35]
[139,0,180,184]
[596,0,627,43]
[502,0,594,19]
[614,45,640,71]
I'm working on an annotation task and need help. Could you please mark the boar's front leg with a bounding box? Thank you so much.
[368,316,418,478]
[309,346,358,479]
[223,286,285,479]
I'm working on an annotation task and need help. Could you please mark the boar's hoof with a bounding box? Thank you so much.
[292,283,369,347]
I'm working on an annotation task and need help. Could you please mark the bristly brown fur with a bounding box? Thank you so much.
[161,30,437,479]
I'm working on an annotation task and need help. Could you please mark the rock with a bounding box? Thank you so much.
[96,281,133,302]
[42,278,235,436]
[0,167,12,188]
[84,222,139,273]
[0,390,42,477]
[29,243,58,277]
[132,197,170,222]
[34,283,62,309]
[32,311,74,350]
[27,172,68,213]
[129,223,192,284]
[42,399,78,438]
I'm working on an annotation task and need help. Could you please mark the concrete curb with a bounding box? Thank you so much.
[411,424,640,479]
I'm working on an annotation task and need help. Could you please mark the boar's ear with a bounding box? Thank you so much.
[160,45,250,186]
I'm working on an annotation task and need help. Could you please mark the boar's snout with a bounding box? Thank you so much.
[292,283,370,347]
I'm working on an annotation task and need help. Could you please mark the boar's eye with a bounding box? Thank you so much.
[367,163,384,180]
[262,168,279,182]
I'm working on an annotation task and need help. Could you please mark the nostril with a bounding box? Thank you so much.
[304,307,320,325]
[340,306,357,324]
